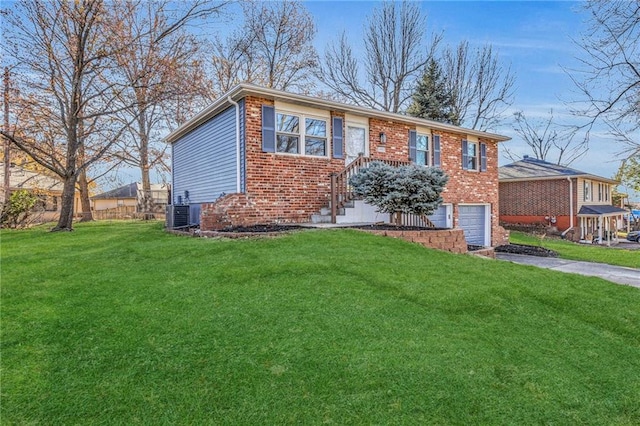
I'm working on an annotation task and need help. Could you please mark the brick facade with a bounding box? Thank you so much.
[499,178,578,234]
[199,95,509,246]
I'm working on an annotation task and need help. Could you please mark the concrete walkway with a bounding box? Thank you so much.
[496,253,640,288]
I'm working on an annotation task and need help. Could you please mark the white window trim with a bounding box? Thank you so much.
[275,109,330,158]
[584,179,592,202]
[467,140,479,171]
[416,132,430,167]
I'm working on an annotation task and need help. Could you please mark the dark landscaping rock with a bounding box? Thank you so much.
[494,243,558,257]
[217,224,304,233]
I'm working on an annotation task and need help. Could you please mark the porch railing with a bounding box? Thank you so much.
[330,155,411,223]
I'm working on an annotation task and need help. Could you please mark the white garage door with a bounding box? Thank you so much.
[459,205,488,246]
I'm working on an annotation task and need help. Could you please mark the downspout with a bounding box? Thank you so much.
[561,177,574,238]
[227,96,241,193]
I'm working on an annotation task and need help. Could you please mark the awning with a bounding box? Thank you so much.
[577,205,628,216]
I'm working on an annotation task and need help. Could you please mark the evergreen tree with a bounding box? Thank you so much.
[407,59,456,124]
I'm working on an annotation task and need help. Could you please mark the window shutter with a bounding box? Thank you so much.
[261,105,276,153]
[461,139,468,170]
[409,130,417,162]
[480,143,487,172]
[332,117,343,158]
[433,135,441,167]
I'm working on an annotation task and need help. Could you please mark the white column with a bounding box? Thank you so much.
[598,216,603,244]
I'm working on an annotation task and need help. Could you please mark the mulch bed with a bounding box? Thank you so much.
[494,243,558,257]
[215,224,305,233]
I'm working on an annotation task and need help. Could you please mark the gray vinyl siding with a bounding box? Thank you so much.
[172,105,240,207]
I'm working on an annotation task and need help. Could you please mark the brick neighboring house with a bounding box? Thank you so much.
[1,162,82,221]
[166,84,511,247]
[499,156,628,244]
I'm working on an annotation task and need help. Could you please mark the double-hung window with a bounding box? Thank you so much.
[584,180,592,201]
[409,130,440,167]
[275,112,327,157]
[276,113,300,154]
[466,142,478,170]
[304,118,327,156]
[416,134,429,166]
[462,139,487,171]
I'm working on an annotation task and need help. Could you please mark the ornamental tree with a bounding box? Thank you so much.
[349,161,448,224]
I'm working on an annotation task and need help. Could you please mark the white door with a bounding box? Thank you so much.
[459,205,489,246]
[346,126,367,165]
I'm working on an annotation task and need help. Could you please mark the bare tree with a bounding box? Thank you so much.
[504,110,587,165]
[441,41,515,131]
[108,0,220,218]
[1,0,135,231]
[568,0,640,158]
[208,0,317,95]
[318,1,439,113]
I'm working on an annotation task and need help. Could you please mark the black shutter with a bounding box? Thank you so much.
[262,105,276,153]
[332,117,343,158]
[408,130,417,162]
[433,135,441,167]
[461,139,468,170]
[480,143,487,172]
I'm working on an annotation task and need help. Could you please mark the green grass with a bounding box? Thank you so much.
[509,231,640,269]
[2,222,639,424]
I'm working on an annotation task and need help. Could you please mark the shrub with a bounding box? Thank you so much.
[349,161,449,222]
[1,189,38,228]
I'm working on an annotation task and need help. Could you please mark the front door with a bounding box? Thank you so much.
[346,125,367,165]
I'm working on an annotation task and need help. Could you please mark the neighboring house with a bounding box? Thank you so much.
[166,84,512,246]
[0,162,81,221]
[91,182,169,213]
[499,156,628,244]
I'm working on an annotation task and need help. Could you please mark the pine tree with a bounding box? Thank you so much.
[407,59,456,124]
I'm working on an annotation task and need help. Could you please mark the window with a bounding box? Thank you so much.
[305,118,327,156]
[276,113,300,154]
[466,141,478,170]
[462,139,487,171]
[598,183,603,202]
[416,134,429,166]
[584,180,591,201]
[275,112,327,157]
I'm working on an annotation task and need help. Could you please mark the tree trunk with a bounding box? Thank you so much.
[138,111,154,220]
[53,175,78,231]
[77,169,93,222]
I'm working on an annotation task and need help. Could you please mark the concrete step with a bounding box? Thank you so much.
[311,214,332,224]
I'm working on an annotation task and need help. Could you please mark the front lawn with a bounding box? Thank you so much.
[2,222,639,424]
[509,231,640,268]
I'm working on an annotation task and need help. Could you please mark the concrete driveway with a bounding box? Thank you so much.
[496,253,640,288]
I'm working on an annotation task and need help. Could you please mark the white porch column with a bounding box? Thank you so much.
[598,216,603,244]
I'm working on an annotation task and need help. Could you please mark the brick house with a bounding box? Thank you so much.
[166,84,511,247]
[499,156,627,244]
[1,162,82,222]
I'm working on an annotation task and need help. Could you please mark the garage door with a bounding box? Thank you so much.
[428,205,450,228]
[458,205,488,246]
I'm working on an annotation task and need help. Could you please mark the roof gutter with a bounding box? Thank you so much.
[166,83,511,144]
[227,96,241,194]
[562,176,574,237]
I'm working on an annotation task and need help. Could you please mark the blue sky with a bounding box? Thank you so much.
[303,1,634,197]
[4,0,633,198]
